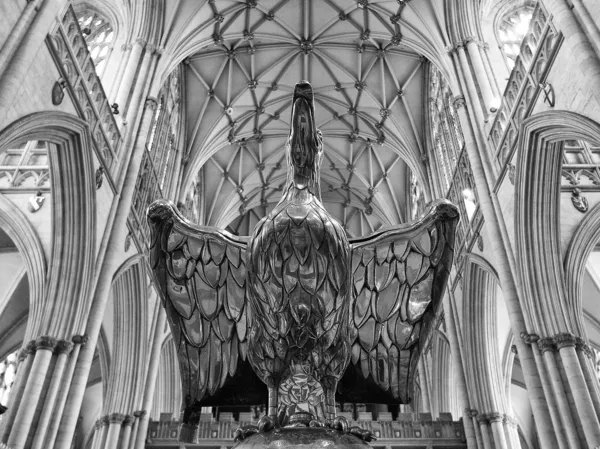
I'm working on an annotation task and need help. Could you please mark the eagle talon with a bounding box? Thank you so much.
[257,415,275,432]
[349,426,376,442]
[233,425,259,442]
[327,416,349,433]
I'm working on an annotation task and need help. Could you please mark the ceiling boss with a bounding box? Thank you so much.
[148,81,458,446]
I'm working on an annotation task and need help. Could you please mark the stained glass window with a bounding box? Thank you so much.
[76,10,114,76]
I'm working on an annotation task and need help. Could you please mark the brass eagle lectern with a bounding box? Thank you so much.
[148,81,458,447]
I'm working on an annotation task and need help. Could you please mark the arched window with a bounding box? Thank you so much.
[496,5,535,71]
[76,9,115,76]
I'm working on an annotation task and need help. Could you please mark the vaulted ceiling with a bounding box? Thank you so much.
[160,0,454,236]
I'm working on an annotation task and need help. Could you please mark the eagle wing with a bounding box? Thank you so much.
[148,200,266,423]
[337,199,459,404]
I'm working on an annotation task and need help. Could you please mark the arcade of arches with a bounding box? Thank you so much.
[0,0,600,448]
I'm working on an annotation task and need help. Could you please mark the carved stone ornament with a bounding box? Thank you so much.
[147,82,459,444]
[28,191,45,213]
[571,188,588,213]
[95,166,104,189]
[52,78,66,106]
[508,164,516,185]
[476,234,483,251]
[124,233,131,252]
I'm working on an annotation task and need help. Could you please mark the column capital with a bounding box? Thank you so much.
[520,332,539,344]
[133,410,148,418]
[503,414,519,428]
[72,334,88,345]
[537,337,556,353]
[466,408,478,418]
[35,336,57,351]
[123,414,135,426]
[486,412,503,423]
[575,337,594,358]
[55,340,74,355]
[476,414,489,425]
[101,415,111,425]
[554,333,577,349]
[134,37,147,48]
[109,413,126,424]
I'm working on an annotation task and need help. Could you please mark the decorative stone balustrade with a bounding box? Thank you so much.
[487,2,562,174]
[46,5,122,189]
[146,412,466,448]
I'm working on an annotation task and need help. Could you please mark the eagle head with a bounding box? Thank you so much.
[287,81,323,190]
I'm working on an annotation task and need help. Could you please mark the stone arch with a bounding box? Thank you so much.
[0,112,96,340]
[462,253,509,415]
[103,256,149,415]
[0,193,46,323]
[564,201,600,335]
[151,334,182,420]
[514,110,600,337]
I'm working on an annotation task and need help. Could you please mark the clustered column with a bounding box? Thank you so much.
[0,335,86,449]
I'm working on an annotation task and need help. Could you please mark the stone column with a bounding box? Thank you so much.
[54,55,161,449]
[134,307,167,449]
[114,39,146,120]
[90,419,103,449]
[541,0,600,105]
[454,46,486,126]
[465,38,496,113]
[30,339,74,449]
[128,411,142,449]
[488,413,510,449]
[555,334,600,447]
[44,335,87,448]
[418,357,432,414]
[445,294,478,449]
[119,415,135,449]
[539,338,582,448]
[7,336,57,449]
[575,341,600,417]
[108,43,133,101]
[453,96,558,449]
[104,413,125,449]
[476,416,494,449]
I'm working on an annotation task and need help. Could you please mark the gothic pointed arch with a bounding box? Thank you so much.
[514,110,600,336]
[103,256,150,415]
[0,193,46,317]
[0,112,96,340]
[462,253,509,416]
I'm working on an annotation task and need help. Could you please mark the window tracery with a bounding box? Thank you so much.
[128,67,183,249]
[496,5,535,71]
[75,9,114,76]
[0,350,19,406]
[0,140,50,190]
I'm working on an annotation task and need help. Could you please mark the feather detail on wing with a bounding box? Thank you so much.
[337,199,459,404]
[148,200,266,425]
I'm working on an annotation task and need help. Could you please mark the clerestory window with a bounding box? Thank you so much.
[496,6,535,71]
[76,10,115,77]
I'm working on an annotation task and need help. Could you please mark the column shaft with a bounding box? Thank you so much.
[558,344,600,446]
[7,345,54,449]
[134,308,167,449]
[490,419,509,449]
[456,46,486,125]
[479,422,494,449]
[541,0,600,105]
[541,348,581,448]
[454,101,557,448]
[53,52,159,449]
[30,345,71,449]
[103,421,122,449]
[44,337,84,447]
[466,40,495,112]
[114,39,145,118]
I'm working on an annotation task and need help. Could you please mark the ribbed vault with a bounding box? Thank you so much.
[165,0,455,232]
